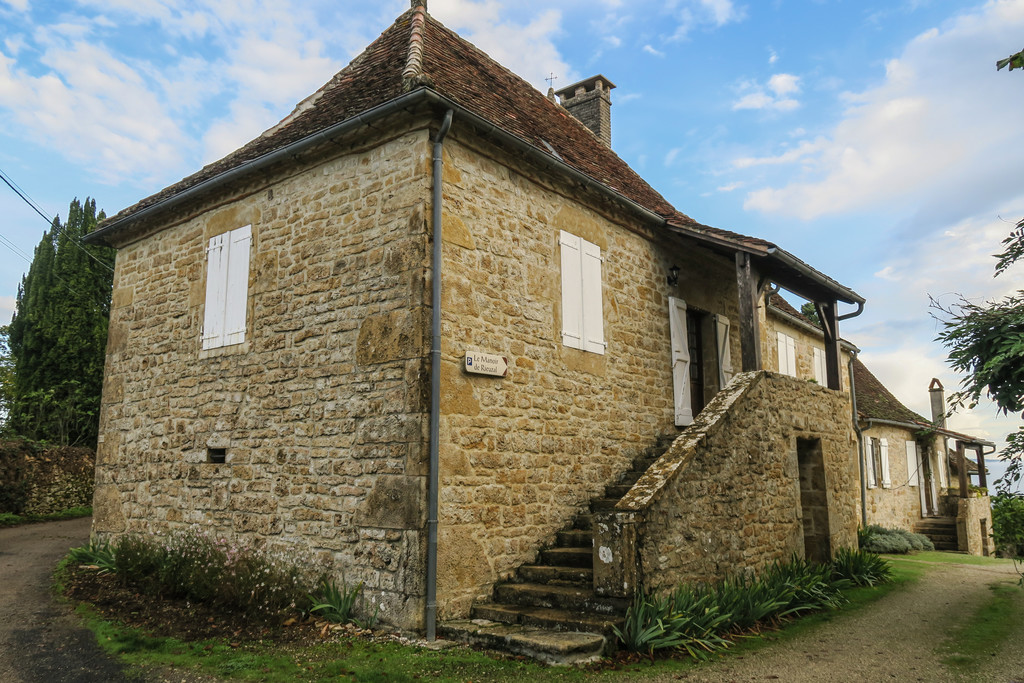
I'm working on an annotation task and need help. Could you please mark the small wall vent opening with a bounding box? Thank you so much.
[207,447,227,464]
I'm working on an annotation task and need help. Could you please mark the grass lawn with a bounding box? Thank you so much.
[0,506,92,527]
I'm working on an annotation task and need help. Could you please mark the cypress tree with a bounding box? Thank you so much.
[3,197,113,446]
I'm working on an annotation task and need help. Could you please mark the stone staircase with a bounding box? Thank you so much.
[914,516,959,551]
[439,440,670,664]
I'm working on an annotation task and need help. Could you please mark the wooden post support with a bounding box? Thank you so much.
[976,447,987,490]
[956,441,969,498]
[817,300,843,391]
[735,252,762,372]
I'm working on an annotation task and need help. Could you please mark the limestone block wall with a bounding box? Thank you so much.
[92,127,433,629]
[763,308,852,390]
[433,134,744,617]
[958,496,995,556]
[862,424,926,530]
[621,372,858,593]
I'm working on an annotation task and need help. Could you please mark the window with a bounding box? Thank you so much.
[813,347,827,385]
[868,437,891,489]
[202,224,252,350]
[559,230,605,354]
[905,440,920,487]
[777,332,797,377]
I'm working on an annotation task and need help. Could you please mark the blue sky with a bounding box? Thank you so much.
[1,0,1022,487]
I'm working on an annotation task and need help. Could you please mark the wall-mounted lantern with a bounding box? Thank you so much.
[667,264,680,287]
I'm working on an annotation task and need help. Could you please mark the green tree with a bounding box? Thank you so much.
[997,48,1024,72]
[932,222,1024,493]
[3,198,113,446]
[800,302,821,326]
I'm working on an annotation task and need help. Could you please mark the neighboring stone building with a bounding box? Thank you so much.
[852,361,995,556]
[84,2,867,651]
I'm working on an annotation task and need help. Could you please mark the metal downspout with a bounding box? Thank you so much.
[426,109,453,642]
[848,351,867,527]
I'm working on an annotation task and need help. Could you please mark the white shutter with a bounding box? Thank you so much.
[202,233,228,350]
[813,347,826,385]
[777,332,796,376]
[559,231,583,350]
[938,442,948,488]
[906,440,920,487]
[715,314,732,388]
[866,441,877,488]
[223,224,251,346]
[880,438,891,488]
[581,240,605,355]
[669,297,693,426]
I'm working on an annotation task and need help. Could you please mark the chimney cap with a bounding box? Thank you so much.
[929,378,944,391]
[554,74,617,99]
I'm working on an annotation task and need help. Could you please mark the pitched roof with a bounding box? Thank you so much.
[853,359,931,426]
[83,5,861,306]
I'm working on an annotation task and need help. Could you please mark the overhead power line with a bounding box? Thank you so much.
[0,166,115,274]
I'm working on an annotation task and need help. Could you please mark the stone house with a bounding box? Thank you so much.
[764,294,995,557]
[852,361,995,556]
[84,2,867,650]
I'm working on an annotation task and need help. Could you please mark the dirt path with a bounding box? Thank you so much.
[0,516,131,683]
[653,559,1024,683]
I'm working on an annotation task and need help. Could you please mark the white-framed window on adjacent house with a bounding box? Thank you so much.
[559,230,605,355]
[905,440,921,487]
[813,347,827,385]
[202,224,252,350]
[867,437,891,489]
[777,331,797,377]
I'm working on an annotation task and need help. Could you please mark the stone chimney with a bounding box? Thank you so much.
[929,378,946,428]
[555,75,616,147]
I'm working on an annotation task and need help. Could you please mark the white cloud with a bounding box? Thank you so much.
[643,44,665,57]
[768,47,778,64]
[733,138,825,169]
[1,0,28,11]
[732,73,801,111]
[664,147,682,166]
[431,1,572,91]
[0,295,14,324]
[743,0,1024,220]
[717,181,743,192]
[669,0,745,40]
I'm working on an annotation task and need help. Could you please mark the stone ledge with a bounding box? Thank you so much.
[438,619,607,665]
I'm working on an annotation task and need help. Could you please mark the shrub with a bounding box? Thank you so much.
[992,493,1024,560]
[614,551,884,657]
[69,527,332,623]
[859,525,933,554]
[831,548,892,587]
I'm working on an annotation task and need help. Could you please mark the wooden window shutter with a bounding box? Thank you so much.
[581,240,605,354]
[223,225,252,346]
[937,442,948,488]
[905,440,920,487]
[202,233,228,350]
[715,314,732,388]
[559,231,583,350]
[813,347,826,385]
[880,438,891,488]
[777,332,796,376]
[669,297,693,426]
[867,438,877,488]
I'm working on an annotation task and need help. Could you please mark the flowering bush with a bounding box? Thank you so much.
[73,527,332,622]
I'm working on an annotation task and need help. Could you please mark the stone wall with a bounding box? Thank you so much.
[92,125,433,630]
[861,424,926,530]
[434,133,744,617]
[0,440,95,515]
[763,307,852,390]
[617,371,859,593]
[958,495,995,556]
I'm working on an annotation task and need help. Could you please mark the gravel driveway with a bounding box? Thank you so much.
[0,516,130,683]
[654,558,1024,683]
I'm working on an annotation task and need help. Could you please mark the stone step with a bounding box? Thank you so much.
[556,529,592,548]
[604,484,633,499]
[539,547,592,568]
[470,603,623,635]
[494,582,630,616]
[590,498,619,512]
[572,514,593,530]
[438,619,607,666]
[518,564,592,585]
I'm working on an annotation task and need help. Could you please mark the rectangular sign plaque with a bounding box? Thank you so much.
[464,350,509,377]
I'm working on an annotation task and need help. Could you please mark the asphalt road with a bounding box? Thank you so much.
[0,516,130,683]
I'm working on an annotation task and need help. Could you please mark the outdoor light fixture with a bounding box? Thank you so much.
[667,264,680,286]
